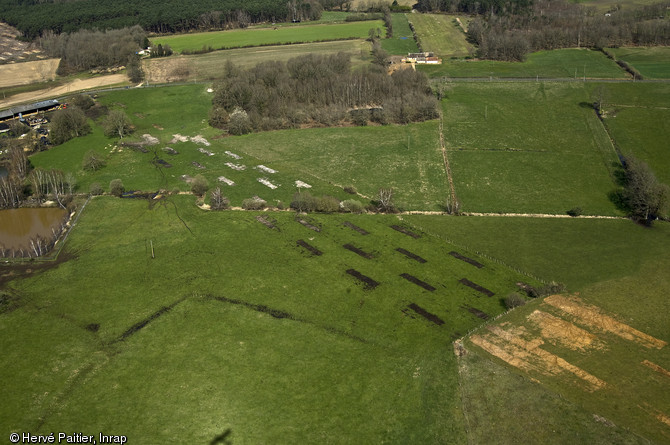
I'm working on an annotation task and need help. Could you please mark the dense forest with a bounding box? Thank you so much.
[0,0,320,39]
[210,53,439,134]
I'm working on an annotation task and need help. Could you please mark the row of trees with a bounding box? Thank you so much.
[210,54,439,134]
[415,0,669,61]
[0,0,314,39]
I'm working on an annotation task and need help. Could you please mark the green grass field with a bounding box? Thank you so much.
[608,47,670,79]
[152,21,384,53]
[1,196,541,443]
[31,85,449,211]
[6,46,670,444]
[144,40,372,82]
[442,82,621,215]
[407,13,474,57]
[592,82,670,185]
[381,13,419,55]
[420,48,628,78]
[404,215,670,290]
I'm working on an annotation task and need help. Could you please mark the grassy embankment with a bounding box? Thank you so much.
[152,21,384,53]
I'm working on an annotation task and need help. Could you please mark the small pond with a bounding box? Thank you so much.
[0,207,68,252]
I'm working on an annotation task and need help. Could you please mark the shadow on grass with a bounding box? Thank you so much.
[210,428,232,445]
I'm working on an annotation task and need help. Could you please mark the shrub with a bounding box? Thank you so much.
[567,207,583,217]
[539,281,567,296]
[317,195,340,213]
[504,292,526,310]
[276,200,285,210]
[343,185,357,195]
[190,174,209,197]
[70,94,94,110]
[242,197,267,210]
[342,199,364,213]
[208,107,229,129]
[290,191,318,212]
[109,179,124,197]
[82,150,106,171]
[228,108,252,135]
[89,182,103,195]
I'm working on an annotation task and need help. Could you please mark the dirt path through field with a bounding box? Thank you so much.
[0,74,127,109]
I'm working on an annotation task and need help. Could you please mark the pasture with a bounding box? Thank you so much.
[441,82,621,215]
[381,13,419,55]
[595,82,670,184]
[31,85,450,211]
[406,13,474,58]
[143,40,371,83]
[608,46,670,79]
[152,21,383,53]
[404,215,670,290]
[1,196,539,443]
[420,48,627,78]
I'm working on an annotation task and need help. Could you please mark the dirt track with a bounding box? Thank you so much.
[0,74,127,109]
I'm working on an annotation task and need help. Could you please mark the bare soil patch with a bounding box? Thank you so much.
[390,225,421,239]
[297,218,321,232]
[461,304,489,320]
[0,59,59,88]
[395,248,426,263]
[346,269,379,290]
[297,239,322,256]
[449,251,484,268]
[407,303,444,326]
[459,278,494,297]
[527,310,602,352]
[255,215,278,230]
[0,23,47,65]
[343,221,369,235]
[0,74,127,109]
[544,294,667,349]
[400,273,436,291]
[343,243,374,259]
[471,324,607,391]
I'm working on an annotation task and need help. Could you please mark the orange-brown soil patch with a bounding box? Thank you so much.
[527,310,603,352]
[641,360,670,378]
[544,294,667,349]
[472,323,606,391]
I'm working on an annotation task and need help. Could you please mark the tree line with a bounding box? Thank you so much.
[0,0,312,39]
[38,26,147,74]
[416,0,669,61]
[210,53,439,134]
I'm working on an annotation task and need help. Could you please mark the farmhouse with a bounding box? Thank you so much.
[402,52,442,64]
[0,99,60,122]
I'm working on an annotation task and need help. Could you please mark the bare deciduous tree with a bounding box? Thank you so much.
[103,110,134,139]
[377,187,396,213]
